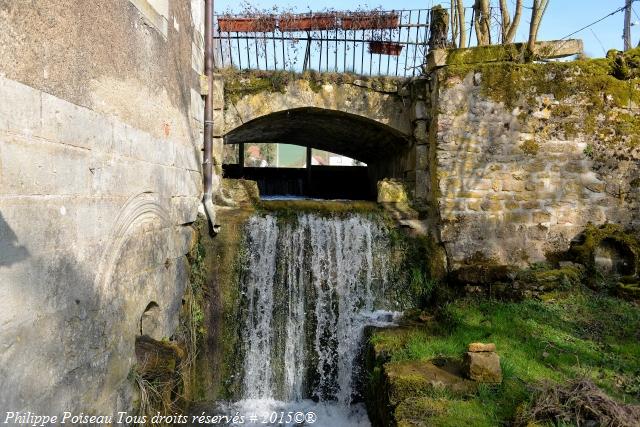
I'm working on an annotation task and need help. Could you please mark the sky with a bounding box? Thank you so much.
[214,0,640,58]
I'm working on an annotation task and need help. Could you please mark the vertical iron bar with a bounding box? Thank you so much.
[318,32,323,71]
[352,28,357,73]
[281,30,286,70]
[369,28,373,76]
[412,10,421,76]
[343,28,347,73]
[326,30,329,72]
[403,11,412,77]
[387,28,393,76]
[245,35,250,69]
[395,13,402,76]
[228,31,233,67]
[272,31,277,70]
[254,33,260,70]
[236,32,242,69]
[360,29,365,74]
[334,26,338,72]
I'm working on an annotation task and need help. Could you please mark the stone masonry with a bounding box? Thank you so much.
[430,67,639,268]
[0,0,208,414]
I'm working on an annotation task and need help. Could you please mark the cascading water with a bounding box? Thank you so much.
[225,212,400,426]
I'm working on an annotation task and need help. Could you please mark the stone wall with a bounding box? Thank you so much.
[431,61,640,268]
[0,0,206,414]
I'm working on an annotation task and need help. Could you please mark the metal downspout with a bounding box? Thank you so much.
[203,0,218,234]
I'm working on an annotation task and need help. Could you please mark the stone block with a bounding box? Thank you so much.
[0,134,91,196]
[416,145,429,169]
[129,128,175,166]
[468,343,496,352]
[532,210,552,224]
[412,101,428,121]
[463,351,502,384]
[480,200,502,212]
[222,179,260,205]
[170,196,200,225]
[190,88,204,122]
[174,142,200,171]
[212,109,225,137]
[211,75,224,109]
[192,42,204,74]
[378,179,409,203]
[0,76,41,136]
[413,120,428,142]
[415,170,429,201]
[503,179,526,192]
[467,200,482,211]
[40,92,114,151]
[474,179,493,191]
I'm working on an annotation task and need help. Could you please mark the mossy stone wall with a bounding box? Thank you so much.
[431,59,640,268]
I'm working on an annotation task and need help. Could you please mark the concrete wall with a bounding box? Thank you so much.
[431,65,640,268]
[0,0,205,413]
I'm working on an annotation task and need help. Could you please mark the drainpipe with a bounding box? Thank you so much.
[203,0,219,234]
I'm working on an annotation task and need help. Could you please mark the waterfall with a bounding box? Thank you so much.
[229,212,398,426]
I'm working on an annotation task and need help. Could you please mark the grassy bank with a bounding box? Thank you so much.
[368,290,640,426]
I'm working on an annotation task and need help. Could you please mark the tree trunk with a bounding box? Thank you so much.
[451,3,459,48]
[499,0,523,44]
[456,0,467,48]
[624,0,632,51]
[473,0,491,45]
[527,0,550,57]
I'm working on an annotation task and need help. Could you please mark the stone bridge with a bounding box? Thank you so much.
[210,72,432,199]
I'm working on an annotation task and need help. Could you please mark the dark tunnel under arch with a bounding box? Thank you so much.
[223,107,411,164]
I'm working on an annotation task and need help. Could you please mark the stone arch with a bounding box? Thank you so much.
[93,192,187,405]
[96,191,172,298]
[222,77,413,138]
[224,107,412,164]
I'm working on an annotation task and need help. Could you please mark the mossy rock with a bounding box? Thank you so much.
[617,283,640,300]
[569,223,640,281]
[385,360,476,406]
[222,179,260,205]
[517,265,584,292]
[608,47,640,80]
[450,264,516,287]
[378,179,409,203]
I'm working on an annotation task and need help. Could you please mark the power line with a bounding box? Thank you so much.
[559,0,639,41]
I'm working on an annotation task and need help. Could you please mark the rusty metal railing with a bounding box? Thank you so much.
[212,9,431,77]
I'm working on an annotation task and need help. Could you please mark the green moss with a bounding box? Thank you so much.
[570,223,640,282]
[366,291,640,425]
[222,68,404,103]
[257,199,381,217]
[612,112,640,148]
[517,265,584,292]
[446,44,522,67]
[442,59,638,109]
[520,139,540,156]
[223,69,296,103]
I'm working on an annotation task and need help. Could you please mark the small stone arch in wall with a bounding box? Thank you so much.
[140,301,162,339]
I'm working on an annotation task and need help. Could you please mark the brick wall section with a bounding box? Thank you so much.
[432,70,639,268]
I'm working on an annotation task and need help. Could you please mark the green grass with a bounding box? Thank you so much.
[370,290,640,425]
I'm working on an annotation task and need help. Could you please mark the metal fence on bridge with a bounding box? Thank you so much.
[212,9,432,77]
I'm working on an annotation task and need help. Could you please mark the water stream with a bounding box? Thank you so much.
[224,212,399,426]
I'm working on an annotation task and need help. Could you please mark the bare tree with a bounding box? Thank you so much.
[473,0,491,45]
[455,0,467,48]
[499,0,523,44]
[527,0,550,55]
